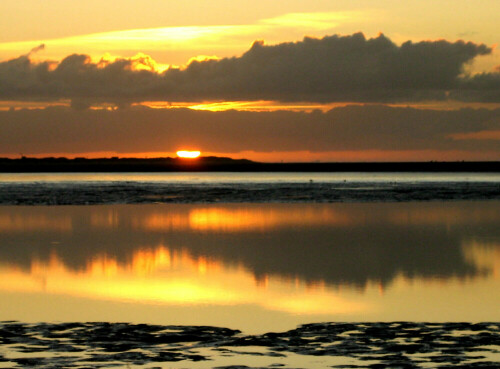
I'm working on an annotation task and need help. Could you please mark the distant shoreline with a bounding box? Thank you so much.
[1,156,500,172]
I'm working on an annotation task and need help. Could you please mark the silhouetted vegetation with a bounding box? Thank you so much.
[0,156,499,172]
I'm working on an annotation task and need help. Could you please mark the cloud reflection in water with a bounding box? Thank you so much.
[0,202,499,330]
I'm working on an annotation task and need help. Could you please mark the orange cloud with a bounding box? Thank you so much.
[450,130,500,140]
[1,104,498,161]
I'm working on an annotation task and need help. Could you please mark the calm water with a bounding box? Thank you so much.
[2,171,500,183]
[1,201,499,334]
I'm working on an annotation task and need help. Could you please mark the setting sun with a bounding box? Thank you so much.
[176,150,201,158]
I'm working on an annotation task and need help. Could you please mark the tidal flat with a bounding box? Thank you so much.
[1,322,499,368]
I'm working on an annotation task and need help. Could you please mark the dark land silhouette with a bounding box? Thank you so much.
[1,156,500,172]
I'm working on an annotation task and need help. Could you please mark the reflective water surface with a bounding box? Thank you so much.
[2,171,500,183]
[1,202,499,333]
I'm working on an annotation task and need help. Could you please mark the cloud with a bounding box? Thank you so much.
[1,105,499,156]
[449,130,500,140]
[451,69,500,102]
[0,33,497,105]
[261,11,359,29]
[0,10,363,65]
[29,44,45,55]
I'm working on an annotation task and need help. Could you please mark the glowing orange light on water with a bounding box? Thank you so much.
[176,150,201,158]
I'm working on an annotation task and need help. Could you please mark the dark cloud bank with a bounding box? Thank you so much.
[1,105,499,155]
[0,33,499,105]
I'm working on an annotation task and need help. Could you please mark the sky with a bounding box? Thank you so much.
[0,0,499,161]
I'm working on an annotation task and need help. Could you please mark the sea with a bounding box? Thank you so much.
[0,172,499,368]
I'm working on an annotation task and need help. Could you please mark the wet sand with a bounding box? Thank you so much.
[1,181,500,205]
[1,322,499,368]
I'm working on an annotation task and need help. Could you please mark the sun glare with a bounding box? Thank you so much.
[176,150,201,158]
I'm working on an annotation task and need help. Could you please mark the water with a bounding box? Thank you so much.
[2,171,500,184]
[1,172,499,367]
[1,201,499,334]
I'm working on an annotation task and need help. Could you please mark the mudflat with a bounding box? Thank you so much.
[1,321,499,368]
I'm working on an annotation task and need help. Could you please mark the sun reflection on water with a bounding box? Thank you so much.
[0,245,367,315]
[138,206,352,232]
[0,202,500,328]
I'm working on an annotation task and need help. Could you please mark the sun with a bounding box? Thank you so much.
[176,150,201,158]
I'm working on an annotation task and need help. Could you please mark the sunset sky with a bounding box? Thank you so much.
[1,0,499,161]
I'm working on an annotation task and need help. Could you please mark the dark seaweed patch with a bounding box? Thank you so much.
[0,322,499,368]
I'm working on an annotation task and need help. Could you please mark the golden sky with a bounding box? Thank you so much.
[1,1,499,63]
[0,0,499,161]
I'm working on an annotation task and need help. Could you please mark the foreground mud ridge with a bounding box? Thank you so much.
[0,322,499,368]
